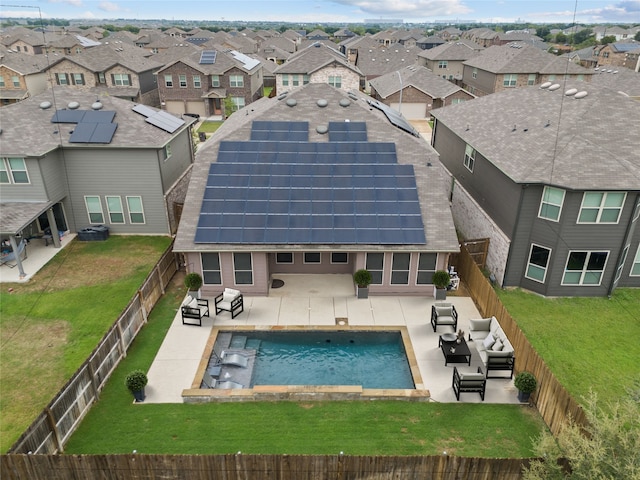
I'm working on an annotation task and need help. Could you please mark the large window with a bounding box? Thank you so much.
[391,253,410,285]
[632,245,640,276]
[291,74,300,86]
[193,75,201,88]
[438,60,448,69]
[328,76,342,88]
[72,73,84,85]
[366,253,384,285]
[538,186,565,221]
[282,74,289,86]
[526,244,551,283]
[527,73,536,85]
[578,192,626,223]
[417,253,437,284]
[85,196,104,224]
[304,252,321,264]
[164,75,173,87]
[106,196,124,224]
[331,252,348,264]
[202,253,222,284]
[230,97,245,111]
[126,196,145,224]
[276,252,293,264]
[229,75,244,87]
[562,251,608,285]
[211,75,220,87]
[303,74,310,85]
[503,74,517,87]
[12,75,20,87]
[1,157,29,184]
[0,76,5,87]
[55,73,68,85]
[233,253,253,285]
[112,74,130,86]
[179,74,187,88]
[463,144,475,172]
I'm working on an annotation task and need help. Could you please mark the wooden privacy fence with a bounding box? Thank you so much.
[8,242,179,455]
[0,453,533,480]
[456,244,586,436]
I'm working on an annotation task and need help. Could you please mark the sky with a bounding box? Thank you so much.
[1,0,639,24]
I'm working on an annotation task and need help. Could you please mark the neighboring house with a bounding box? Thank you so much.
[156,48,264,117]
[593,26,634,41]
[259,43,293,65]
[438,27,462,41]
[173,83,459,297]
[46,34,101,56]
[306,29,330,41]
[415,36,446,50]
[567,46,598,68]
[594,42,640,71]
[333,29,356,42]
[462,28,499,48]
[418,40,484,82]
[1,29,52,55]
[430,83,640,297]
[0,49,50,105]
[462,43,593,96]
[44,42,163,105]
[274,42,362,93]
[590,67,640,99]
[354,43,421,91]
[0,88,196,268]
[369,65,475,119]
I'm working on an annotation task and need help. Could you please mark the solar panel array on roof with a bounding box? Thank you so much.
[52,109,118,144]
[200,50,217,64]
[132,104,185,133]
[328,121,367,142]
[250,120,309,141]
[367,99,421,137]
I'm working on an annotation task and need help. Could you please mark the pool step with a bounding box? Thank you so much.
[245,338,261,350]
[230,335,247,349]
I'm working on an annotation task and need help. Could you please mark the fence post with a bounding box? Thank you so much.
[44,407,64,454]
[87,361,100,402]
[116,319,127,359]
[139,291,148,324]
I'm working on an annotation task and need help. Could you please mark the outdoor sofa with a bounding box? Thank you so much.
[468,316,515,378]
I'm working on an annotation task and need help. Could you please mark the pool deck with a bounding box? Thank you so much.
[144,274,520,405]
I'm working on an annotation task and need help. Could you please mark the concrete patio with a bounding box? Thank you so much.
[145,274,520,405]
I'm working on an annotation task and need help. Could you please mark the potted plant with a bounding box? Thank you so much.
[432,270,451,300]
[184,272,203,298]
[353,269,372,299]
[125,370,148,403]
[514,371,537,403]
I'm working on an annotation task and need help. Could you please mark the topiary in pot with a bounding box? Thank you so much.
[432,270,451,289]
[125,370,148,402]
[353,269,372,299]
[514,371,537,402]
[184,272,203,297]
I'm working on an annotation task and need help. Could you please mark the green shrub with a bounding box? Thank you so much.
[514,372,537,393]
[353,269,372,287]
[432,270,451,289]
[184,273,202,291]
[125,370,148,392]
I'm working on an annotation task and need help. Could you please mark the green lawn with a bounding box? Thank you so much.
[197,121,223,133]
[0,236,171,452]
[64,276,546,457]
[497,287,640,405]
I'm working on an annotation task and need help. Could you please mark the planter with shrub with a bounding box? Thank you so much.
[125,370,148,403]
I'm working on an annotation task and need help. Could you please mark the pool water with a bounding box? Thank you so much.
[229,331,414,389]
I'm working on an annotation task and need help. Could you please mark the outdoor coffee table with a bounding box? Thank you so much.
[439,335,472,366]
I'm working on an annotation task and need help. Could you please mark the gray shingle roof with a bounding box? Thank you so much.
[370,65,464,99]
[174,83,458,253]
[354,43,420,77]
[274,42,362,76]
[418,40,484,61]
[47,42,162,73]
[431,83,640,190]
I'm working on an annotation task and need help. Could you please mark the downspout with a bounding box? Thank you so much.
[607,193,640,297]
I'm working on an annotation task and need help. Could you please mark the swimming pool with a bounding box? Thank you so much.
[211,330,415,389]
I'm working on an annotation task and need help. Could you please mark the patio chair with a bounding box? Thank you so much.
[216,380,244,389]
[214,288,244,318]
[202,372,216,389]
[430,303,458,332]
[220,352,249,368]
[452,366,486,401]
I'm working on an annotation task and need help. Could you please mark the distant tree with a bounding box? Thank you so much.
[522,389,640,480]
[278,25,287,33]
[600,35,616,45]
[536,26,551,40]
[351,26,365,36]
[635,31,640,41]
[572,28,593,44]
[555,32,567,44]
[122,24,140,34]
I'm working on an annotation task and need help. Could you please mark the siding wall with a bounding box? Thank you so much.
[0,157,49,202]
[158,129,194,192]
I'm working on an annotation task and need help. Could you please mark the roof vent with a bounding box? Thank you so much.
[339,98,351,107]
[540,81,552,89]
[574,91,588,99]
[548,84,561,91]
[286,98,297,107]
[39,101,52,110]
[67,101,80,109]
[347,92,358,101]
[316,99,328,108]
[277,92,289,100]
[92,101,103,110]
[565,88,578,96]
[316,124,328,134]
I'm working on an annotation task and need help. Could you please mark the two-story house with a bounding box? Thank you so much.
[417,40,484,82]
[369,65,475,119]
[274,42,362,93]
[593,42,640,71]
[430,82,640,296]
[462,43,593,96]
[156,48,263,117]
[0,49,50,105]
[0,89,196,275]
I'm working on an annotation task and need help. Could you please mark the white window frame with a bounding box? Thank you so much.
[98,72,106,84]
[211,75,220,87]
[525,244,552,283]
[578,192,626,224]
[304,252,321,264]
[164,74,173,88]
[328,75,342,88]
[416,252,437,285]
[331,252,349,264]
[84,196,104,224]
[472,68,477,79]
[113,73,130,86]
[106,196,125,224]
[463,144,475,172]
[56,73,68,85]
[201,252,222,285]
[164,144,172,160]
[0,76,4,87]
[438,60,448,69]
[233,252,253,285]
[72,73,84,85]
[292,74,299,86]
[562,250,609,286]
[229,74,244,87]
[303,74,310,85]
[126,196,145,224]
[390,253,410,285]
[527,74,536,85]
[631,244,640,277]
[503,74,517,87]
[230,96,245,111]
[193,75,201,88]
[366,252,384,285]
[1,157,30,184]
[179,74,187,88]
[282,74,289,86]
[538,186,565,222]
[12,75,20,87]
[276,252,293,264]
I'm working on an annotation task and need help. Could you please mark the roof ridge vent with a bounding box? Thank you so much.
[548,84,561,91]
[540,81,552,89]
[40,101,52,109]
[565,88,578,96]
[574,91,588,99]
[68,101,80,109]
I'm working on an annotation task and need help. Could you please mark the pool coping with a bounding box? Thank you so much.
[182,325,430,403]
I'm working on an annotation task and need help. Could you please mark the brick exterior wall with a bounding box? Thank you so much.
[595,44,640,70]
[0,66,26,90]
[276,65,360,92]
[451,179,511,286]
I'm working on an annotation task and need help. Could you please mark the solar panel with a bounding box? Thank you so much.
[51,110,86,123]
[200,50,217,64]
[69,122,117,144]
[88,123,117,143]
[367,99,421,137]
[145,110,185,133]
[328,121,367,142]
[82,110,116,123]
[132,104,157,118]
[68,122,95,143]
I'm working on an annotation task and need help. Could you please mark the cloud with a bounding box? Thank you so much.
[47,0,83,6]
[331,0,471,16]
[98,1,122,12]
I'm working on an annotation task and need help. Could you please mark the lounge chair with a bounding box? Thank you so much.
[216,380,244,389]
[220,352,249,368]
[202,372,216,389]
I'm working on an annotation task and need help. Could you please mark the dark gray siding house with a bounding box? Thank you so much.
[431,82,640,297]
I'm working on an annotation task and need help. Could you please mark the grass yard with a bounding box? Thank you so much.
[0,236,172,452]
[64,273,546,457]
[497,287,640,405]
[197,121,223,134]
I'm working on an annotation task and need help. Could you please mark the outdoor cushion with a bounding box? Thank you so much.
[182,295,193,307]
[470,318,492,332]
[483,333,496,349]
[459,372,485,381]
[188,298,199,309]
[435,305,453,317]
[486,349,513,357]
[492,339,504,351]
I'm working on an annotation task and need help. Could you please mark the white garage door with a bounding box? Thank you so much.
[186,101,206,118]
[391,102,427,120]
[164,101,184,115]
